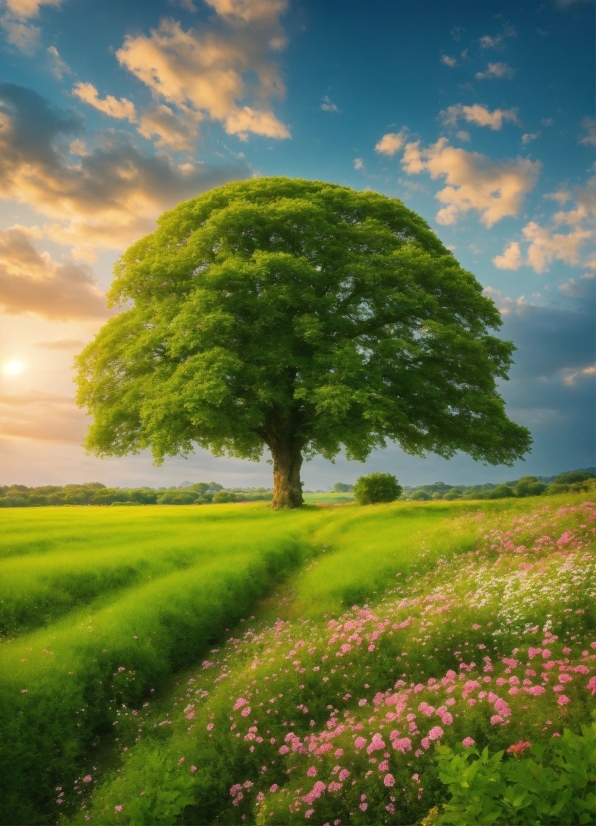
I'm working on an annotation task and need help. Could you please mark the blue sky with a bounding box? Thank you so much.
[0,0,593,489]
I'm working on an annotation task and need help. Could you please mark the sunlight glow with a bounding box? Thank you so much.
[2,359,25,377]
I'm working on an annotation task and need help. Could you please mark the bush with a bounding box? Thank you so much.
[443,491,461,501]
[353,473,402,505]
[555,470,595,485]
[435,718,596,825]
[488,484,515,499]
[514,477,548,498]
[213,490,236,504]
[411,489,432,501]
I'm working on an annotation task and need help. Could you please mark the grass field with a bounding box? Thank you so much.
[1,496,595,825]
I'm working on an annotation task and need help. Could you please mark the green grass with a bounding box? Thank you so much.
[1,495,595,825]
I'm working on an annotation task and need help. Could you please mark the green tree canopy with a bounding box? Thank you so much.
[75,177,531,508]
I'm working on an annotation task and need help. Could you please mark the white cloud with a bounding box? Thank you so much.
[493,177,596,273]
[0,0,62,54]
[116,13,290,142]
[441,103,519,130]
[475,62,515,80]
[521,132,539,144]
[455,130,470,141]
[479,34,504,50]
[580,117,596,147]
[137,104,202,151]
[73,82,137,122]
[401,137,540,227]
[374,130,407,156]
[320,95,339,113]
[46,45,70,79]
[440,54,457,67]
[493,241,523,270]
[353,157,364,170]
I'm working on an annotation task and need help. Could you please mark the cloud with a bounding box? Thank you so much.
[440,54,457,67]
[0,226,110,319]
[479,34,504,50]
[72,82,137,122]
[475,62,515,80]
[46,45,70,79]
[0,389,87,444]
[353,157,364,170]
[116,13,290,142]
[401,137,541,227]
[580,117,596,147]
[521,132,539,144]
[204,0,288,24]
[0,84,250,257]
[0,0,62,54]
[441,103,519,130]
[493,177,596,272]
[456,130,470,141]
[320,95,339,113]
[493,241,523,270]
[374,130,407,156]
[137,104,202,151]
[34,338,85,349]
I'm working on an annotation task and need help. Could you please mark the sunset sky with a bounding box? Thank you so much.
[0,0,593,489]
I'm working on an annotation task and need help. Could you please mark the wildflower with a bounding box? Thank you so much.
[114,805,123,813]
[305,809,315,819]
[190,766,197,773]
[428,726,443,741]
[354,737,367,749]
[557,695,571,705]
[82,775,92,783]
[307,767,317,777]
[270,784,278,793]
[240,707,251,717]
[462,737,475,748]
[338,769,350,782]
[490,715,504,725]
[384,773,395,787]
[392,737,412,753]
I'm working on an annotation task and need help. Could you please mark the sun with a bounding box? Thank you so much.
[2,358,25,376]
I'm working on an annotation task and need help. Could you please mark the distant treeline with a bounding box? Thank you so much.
[400,469,596,501]
[0,481,274,508]
[0,469,593,508]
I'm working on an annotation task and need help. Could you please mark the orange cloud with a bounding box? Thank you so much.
[0,389,87,444]
[72,82,137,122]
[116,15,290,141]
[0,226,110,319]
[441,103,519,130]
[401,137,540,227]
[375,130,407,156]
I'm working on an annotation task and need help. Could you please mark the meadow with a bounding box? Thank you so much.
[0,495,594,825]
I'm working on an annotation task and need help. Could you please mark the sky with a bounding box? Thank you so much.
[0,0,594,490]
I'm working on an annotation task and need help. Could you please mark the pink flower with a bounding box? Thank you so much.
[557,695,571,705]
[507,741,531,755]
[383,773,395,787]
[338,769,350,782]
[190,766,197,773]
[206,723,214,730]
[428,726,443,741]
[440,712,453,725]
[392,737,412,753]
[367,733,386,754]
[462,737,475,748]
[114,805,123,813]
[490,715,504,725]
[378,760,389,771]
[233,697,248,710]
[305,809,314,819]
[359,803,368,811]
[257,792,265,803]
[558,673,573,684]
[307,767,317,777]
[269,784,278,793]
[240,707,251,717]
[82,775,92,783]
[421,737,430,749]
[354,737,367,749]
[587,677,596,695]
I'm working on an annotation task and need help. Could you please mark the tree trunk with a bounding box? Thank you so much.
[270,443,303,509]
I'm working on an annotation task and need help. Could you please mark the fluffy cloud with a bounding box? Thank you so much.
[353,157,364,170]
[0,226,110,319]
[116,12,290,142]
[320,96,339,113]
[0,389,87,444]
[137,104,202,151]
[475,62,515,80]
[46,45,70,80]
[580,117,596,147]
[375,130,407,156]
[401,137,540,227]
[440,103,519,130]
[0,84,250,257]
[0,0,62,54]
[493,178,596,273]
[440,54,457,67]
[521,132,539,144]
[72,82,137,122]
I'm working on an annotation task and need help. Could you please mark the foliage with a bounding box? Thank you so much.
[65,493,596,826]
[117,751,196,825]
[75,177,531,507]
[354,472,403,504]
[435,719,596,824]
[332,482,354,493]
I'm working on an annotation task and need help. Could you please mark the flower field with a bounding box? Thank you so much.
[59,494,596,825]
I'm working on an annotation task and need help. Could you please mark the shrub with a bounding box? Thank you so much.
[514,477,548,498]
[488,484,515,499]
[411,489,432,501]
[443,491,461,501]
[435,718,596,825]
[353,473,402,504]
[555,470,595,485]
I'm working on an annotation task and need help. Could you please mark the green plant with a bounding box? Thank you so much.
[354,472,403,504]
[435,720,596,825]
[120,752,196,825]
[75,178,531,509]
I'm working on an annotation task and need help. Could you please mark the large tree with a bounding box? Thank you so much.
[75,178,531,508]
